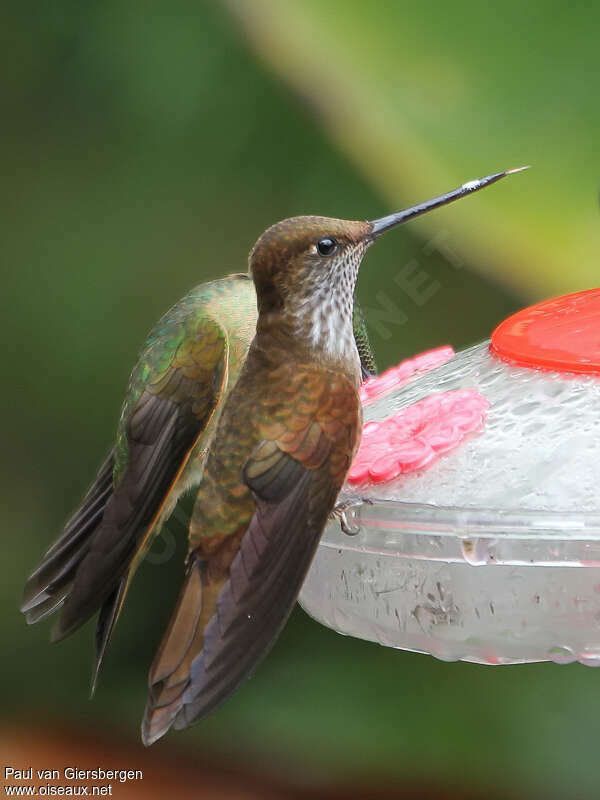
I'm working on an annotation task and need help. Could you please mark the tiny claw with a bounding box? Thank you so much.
[331,498,371,536]
[339,509,360,536]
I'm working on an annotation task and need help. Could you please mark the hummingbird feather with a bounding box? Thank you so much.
[52,318,230,643]
[141,356,361,745]
[22,450,115,621]
[91,578,127,696]
[21,274,377,697]
[21,277,258,683]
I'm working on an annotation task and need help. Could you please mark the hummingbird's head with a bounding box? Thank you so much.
[250,216,371,315]
[248,168,526,361]
[249,215,372,360]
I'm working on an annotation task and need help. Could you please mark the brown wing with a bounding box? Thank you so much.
[21,450,115,623]
[22,315,230,673]
[142,368,360,744]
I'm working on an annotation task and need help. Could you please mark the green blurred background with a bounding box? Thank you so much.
[3,1,600,797]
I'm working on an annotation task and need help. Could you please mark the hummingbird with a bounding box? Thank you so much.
[22,279,376,691]
[22,168,525,744]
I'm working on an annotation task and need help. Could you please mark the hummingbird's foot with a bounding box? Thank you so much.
[330,498,372,536]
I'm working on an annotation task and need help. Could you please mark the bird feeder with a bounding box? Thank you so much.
[300,289,600,666]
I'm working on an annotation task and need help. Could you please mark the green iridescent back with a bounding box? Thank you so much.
[113,279,377,487]
[113,276,257,486]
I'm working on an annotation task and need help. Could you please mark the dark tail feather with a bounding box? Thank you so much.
[90,576,128,697]
[141,558,205,746]
[143,471,326,745]
[21,451,115,623]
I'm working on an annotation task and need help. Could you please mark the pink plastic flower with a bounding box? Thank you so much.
[348,388,489,486]
[359,346,455,405]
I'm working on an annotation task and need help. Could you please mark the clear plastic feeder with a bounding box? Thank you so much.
[299,290,600,666]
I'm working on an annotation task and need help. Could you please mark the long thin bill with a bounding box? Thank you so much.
[369,166,529,237]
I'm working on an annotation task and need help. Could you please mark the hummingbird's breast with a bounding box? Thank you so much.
[188,339,361,553]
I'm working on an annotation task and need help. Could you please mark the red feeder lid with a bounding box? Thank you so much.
[490,289,600,374]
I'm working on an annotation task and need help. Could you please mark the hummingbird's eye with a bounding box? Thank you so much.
[316,237,338,257]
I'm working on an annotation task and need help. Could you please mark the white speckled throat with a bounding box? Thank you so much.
[290,242,368,362]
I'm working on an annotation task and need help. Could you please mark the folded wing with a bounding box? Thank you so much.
[22,313,230,689]
[142,367,360,744]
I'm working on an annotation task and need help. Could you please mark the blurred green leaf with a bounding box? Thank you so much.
[226,0,600,298]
